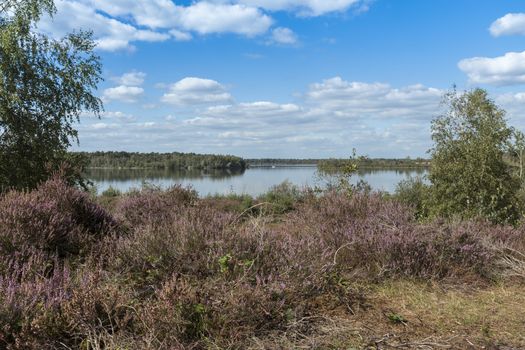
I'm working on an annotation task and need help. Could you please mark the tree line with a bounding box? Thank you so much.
[317,157,429,173]
[77,151,247,171]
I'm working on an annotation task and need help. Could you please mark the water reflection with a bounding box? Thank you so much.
[84,167,246,182]
[85,166,428,197]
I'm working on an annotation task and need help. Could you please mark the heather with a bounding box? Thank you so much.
[0,180,524,348]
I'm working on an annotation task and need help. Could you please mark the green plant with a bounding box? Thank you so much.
[429,88,522,224]
[317,149,364,196]
[0,0,103,190]
[258,180,302,214]
[394,176,430,220]
[102,186,122,197]
[218,254,233,274]
[387,312,407,324]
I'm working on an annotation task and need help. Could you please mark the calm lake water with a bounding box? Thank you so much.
[86,166,428,197]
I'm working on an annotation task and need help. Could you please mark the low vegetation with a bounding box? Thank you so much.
[0,177,524,349]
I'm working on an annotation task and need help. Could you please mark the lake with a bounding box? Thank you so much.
[86,166,428,197]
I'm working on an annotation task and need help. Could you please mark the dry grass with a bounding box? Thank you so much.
[249,281,525,349]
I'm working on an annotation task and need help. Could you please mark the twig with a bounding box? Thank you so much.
[229,202,275,226]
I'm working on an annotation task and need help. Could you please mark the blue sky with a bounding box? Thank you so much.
[40,0,525,158]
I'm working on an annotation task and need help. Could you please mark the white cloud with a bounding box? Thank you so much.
[39,0,272,51]
[90,122,119,130]
[496,92,525,129]
[458,51,525,86]
[238,0,365,16]
[113,71,147,86]
[38,1,169,51]
[88,0,274,35]
[103,86,144,103]
[87,0,179,29]
[100,111,137,122]
[176,2,273,36]
[38,0,371,51]
[77,76,444,157]
[490,13,525,37]
[169,29,193,41]
[270,27,298,45]
[305,77,443,118]
[162,77,232,106]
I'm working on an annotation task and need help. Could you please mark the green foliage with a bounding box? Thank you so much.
[428,88,521,224]
[101,186,122,197]
[318,156,429,171]
[258,180,303,214]
[317,150,365,196]
[394,177,430,220]
[218,254,233,274]
[387,312,407,325]
[78,151,246,171]
[0,0,102,190]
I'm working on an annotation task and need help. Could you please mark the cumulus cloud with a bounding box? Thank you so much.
[78,76,444,157]
[161,77,232,106]
[239,0,365,16]
[37,0,373,51]
[169,29,193,41]
[39,0,273,51]
[100,111,137,122]
[458,51,525,86]
[305,77,443,118]
[113,71,147,86]
[496,92,525,129]
[176,2,273,36]
[103,86,144,103]
[270,27,298,45]
[88,0,274,35]
[490,13,525,37]
[38,1,169,51]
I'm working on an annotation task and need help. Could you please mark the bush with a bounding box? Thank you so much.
[0,177,118,259]
[109,204,235,288]
[115,185,197,227]
[202,193,255,214]
[101,186,122,197]
[0,263,136,349]
[394,176,430,220]
[284,191,516,280]
[257,181,306,214]
[428,88,522,224]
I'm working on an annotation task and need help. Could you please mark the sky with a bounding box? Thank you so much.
[38,0,525,158]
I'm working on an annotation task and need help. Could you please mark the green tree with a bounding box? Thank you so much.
[428,88,521,224]
[0,0,102,190]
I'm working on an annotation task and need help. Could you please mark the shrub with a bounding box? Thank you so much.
[257,181,306,214]
[428,88,522,224]
[0,263,136,349]
[115,185,197,227]
[284,191,515,280]
[109,204,235,288]
[0,177,118,259]
[101,186,122,197]
[394,176,430,220]
[202,193,255,214]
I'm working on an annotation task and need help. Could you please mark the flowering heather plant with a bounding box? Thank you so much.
[114,185,197,227]
[283,191,521,280]
[0,176,118,258]
[110,204,235,289]
[0,183,524,348]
